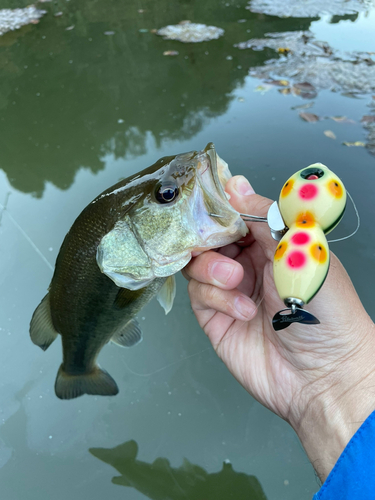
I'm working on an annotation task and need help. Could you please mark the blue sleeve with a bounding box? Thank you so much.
[313,409,375,500]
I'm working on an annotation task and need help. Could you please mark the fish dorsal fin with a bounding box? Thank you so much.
[29,294,58,351]
[97,219,154,291]
[157,275,176,315]
[111,319,143,348]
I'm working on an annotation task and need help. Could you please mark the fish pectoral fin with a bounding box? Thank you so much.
[29,294,58,351]
[157,275,176,315]
[54,365,119,400]
[111,319,143,348]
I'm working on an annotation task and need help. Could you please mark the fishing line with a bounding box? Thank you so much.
[327,190,360,243]
[0,201,54,272]
[121,346,212,377]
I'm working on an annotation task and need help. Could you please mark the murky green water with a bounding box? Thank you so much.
[1,1,374,499]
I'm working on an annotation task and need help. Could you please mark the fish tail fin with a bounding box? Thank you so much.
[29,294,58,351]
[54,365,119,400]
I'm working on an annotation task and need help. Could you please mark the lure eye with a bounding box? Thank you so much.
[155,182,179,204]
[300,167,325,180]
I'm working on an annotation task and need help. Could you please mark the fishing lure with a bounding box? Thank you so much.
[241,163,346,331]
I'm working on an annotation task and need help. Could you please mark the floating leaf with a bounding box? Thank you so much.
[292,81,317,99]
[341,92,363,99]
[291,102,314,110]
[254,85,271,93]
[342,141,365,147]
[264,79,289,86]
[324,130,336,139]
[163,50,179,56]
[331,115,347,122]
[361,115,375,124]
[330,116,356,124]
[278,47,291,54]
[299,112,319,122]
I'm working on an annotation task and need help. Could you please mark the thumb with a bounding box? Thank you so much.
[226,175,277,261]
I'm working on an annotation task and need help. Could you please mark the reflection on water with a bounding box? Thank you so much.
[0,0,315,196]
[90,440,267,500]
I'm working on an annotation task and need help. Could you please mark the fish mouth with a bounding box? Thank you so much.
[195,142,232,204]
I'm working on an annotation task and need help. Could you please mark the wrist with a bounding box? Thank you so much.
[290,320,375,482]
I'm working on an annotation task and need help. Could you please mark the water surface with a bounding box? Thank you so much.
[1,1,374,499]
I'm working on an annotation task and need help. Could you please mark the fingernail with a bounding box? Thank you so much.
[211,262,234,285]
[234,176,255,196]
[234,296,255,319]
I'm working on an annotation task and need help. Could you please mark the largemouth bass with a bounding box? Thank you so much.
[30,143,247,399]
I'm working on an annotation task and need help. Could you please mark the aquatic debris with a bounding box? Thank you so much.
[254,84,272,94]
[362,105,375,155]
[291,102,314,110]
[65,25,75,31]
[331,116,348,122]
[264,79,289,86]
[236,31,331,56]
[342,141,366,147]
[292,81,317,99]
[239,31,375,95]
[104,31,115,36]
[246,0,375,18]
[0,5,46,36]
[156,21,224,43]
[324,130,336,139]
[163,50,179,56]
[299,112,319,122]
[278,88,291,95]
[361,115,375,124]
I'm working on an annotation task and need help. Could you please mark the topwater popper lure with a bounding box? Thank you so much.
[241,163,347,331]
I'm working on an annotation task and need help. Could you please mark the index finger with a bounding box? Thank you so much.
[182,251,244,290]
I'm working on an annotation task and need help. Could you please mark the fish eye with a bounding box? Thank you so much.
[155,182,179,204]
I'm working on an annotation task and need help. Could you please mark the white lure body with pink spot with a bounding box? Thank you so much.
[273,224,330,305]
[278,163,346,234]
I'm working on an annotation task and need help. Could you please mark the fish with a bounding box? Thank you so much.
[29,143,247,400]
[89,440,267,500]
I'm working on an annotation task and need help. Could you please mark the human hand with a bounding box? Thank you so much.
[183,175,375,481]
